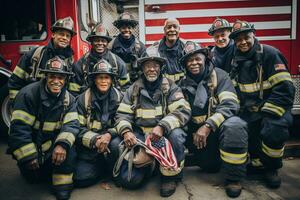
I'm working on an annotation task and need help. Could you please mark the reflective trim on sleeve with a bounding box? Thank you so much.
[136,106,163,119]
[68,82,81,92]
[41,140,52,152]
[13,66,30,80]
[82,131,98,148]
[140,126,154,134]
[11,110,36,126]
[52,173,73,185]
[9,90,19,100]
[159,160,184,176]
[55,132,76,146]
[63,112,78,124]
[165,72,185,82]
[238,81,271,93]
[168,99,190,112]
[232,80,238,87]
[116,120,132,134]
[78,114,87,125]
[118,103,134,114]
[192,115,207,124]
[161,115,180,130]
[220,149,247,165]
[91,120,102,130]
[208,113,225,128]
[119,73,130,86]
[33,120,61,131]
[268,72,292,86]
[262,142,284,158]
[218,91,239,103]
[261,102,285,116]
[13,143,37,161]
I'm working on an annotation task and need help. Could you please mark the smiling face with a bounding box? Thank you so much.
[91,37,108,54]
[143,60,161,82]
[186,53,205,75]
[119,25,133,39]
[213,29,231,48]
[52,30,72,49]
[46,73,66,94]
[235,31,255,53]
[94,74,112,93]
[164,19,180,45]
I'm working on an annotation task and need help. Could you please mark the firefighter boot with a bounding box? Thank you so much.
[53,184,73,200]
[160,179,177,197]
[225,180,242,198]
[264,170,281,188]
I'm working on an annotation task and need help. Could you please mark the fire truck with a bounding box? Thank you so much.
[0,0,299,135]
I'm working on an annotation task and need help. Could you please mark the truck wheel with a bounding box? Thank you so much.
[0,85,10,136]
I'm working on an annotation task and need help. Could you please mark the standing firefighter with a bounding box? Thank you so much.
[111,46,191,197]
[74,59,123,187]
[150,18,186,83]
[8,16,76,100]
[8,57,79,200]
[208,18,235,73]
[229,20,295,188]
[178,41,248,198]
[109,12,146,82]
[71,23,130,95]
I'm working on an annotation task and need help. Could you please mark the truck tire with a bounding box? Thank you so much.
[0,84,10,136]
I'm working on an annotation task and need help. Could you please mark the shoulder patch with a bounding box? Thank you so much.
[274,64,286,71]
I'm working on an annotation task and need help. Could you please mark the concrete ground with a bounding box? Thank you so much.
[1,138,300,200]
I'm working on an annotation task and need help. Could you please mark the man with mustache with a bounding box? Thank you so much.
[111,46,191,197]
[179,41,248,198]
[71,23,129,95]
[108,12,146,82]
[8,17,76,101]
[74,59,123,187]
[8,57,79,200]
[229,20,295,189]
[150,18,186,83]
[208,18,235,73]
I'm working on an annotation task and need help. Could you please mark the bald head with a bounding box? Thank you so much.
[163,18,180,46]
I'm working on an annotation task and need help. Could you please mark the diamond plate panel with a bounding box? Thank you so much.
[292,77,300,105]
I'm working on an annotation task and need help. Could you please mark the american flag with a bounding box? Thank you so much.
[141,0,296,46]
[145,136,179,171]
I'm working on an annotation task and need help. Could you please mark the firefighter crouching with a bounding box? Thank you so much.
[109,12,146,82]
[229,20,295,189]
[178,41,248,198]
[71,23,130,96]
[74,59,123,187]
[8,57,79,200]
[111,46,191,197]
[8,16,76,101]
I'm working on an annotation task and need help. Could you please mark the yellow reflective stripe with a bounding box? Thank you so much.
[218,91,239,103]
[11,110,36,126]
[192,115,207,124]
[165,72,185,82]
[140,126,154,134]
[41,140,52,152]
[162,115,180,130]
[13,143,37,161]
[136,106,163,119]
[118,103,134,114]
[116,120,132,134]
[91,120,102,130]
[119,73,130,86]
[13,66,30,80]
[9,90,19,99]
[78,115,87,125]
[251,158,263,167]
[68,82,81,92]
[208,113,225,128]
[220,149,247,165]
[33,120,61,131]
[55,132,75,146]
[232,80,238,87]
[238,81,271,93]
[268,72,292,86]
[52,173,73,185]
[262,142,284,158]
[63,112,78,124]
[168,99,190,112]
[261,102,285,116]
[82,131,98,148]
[160,160,184,176]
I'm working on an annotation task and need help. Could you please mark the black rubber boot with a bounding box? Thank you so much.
[160,179,177,197]
[225,180,242,198]
[53,184,73,200]
[264,170,281,188]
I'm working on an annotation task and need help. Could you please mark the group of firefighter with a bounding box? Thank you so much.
[7,12,295,200]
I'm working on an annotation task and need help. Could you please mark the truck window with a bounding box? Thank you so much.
[0,0,47,42]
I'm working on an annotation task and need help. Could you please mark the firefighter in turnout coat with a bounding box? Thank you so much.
[8,57,79,200]
[111,46,191,197]
[71,23,129,95]
[109,12,146,82]
[179,41,248,198]
[8,17,77,101]
[229,20,295,189]
[74,59,123,187]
